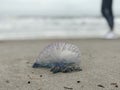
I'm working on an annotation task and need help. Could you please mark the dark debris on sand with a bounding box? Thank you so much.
[110,83,118,88]
[77,81,80,83]
[64,86,73,90]
[27,81,31,84]
[97,84,105,88]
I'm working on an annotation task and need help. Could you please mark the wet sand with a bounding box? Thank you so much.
[0,39,120,90]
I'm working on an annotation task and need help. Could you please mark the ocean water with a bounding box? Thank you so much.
[0,17,120,40]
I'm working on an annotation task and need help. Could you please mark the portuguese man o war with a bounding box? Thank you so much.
[32,42,82,73]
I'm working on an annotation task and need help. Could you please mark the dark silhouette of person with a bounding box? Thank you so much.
[101,0,114,30]
[101,0,115,39]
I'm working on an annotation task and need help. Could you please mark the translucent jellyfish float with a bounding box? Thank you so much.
[32,42,82,73]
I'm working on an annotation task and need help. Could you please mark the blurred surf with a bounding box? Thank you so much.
[0,17,120,40]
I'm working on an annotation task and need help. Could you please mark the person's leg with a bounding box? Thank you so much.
[101,0,114,31]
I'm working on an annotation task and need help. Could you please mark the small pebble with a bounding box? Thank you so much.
[77,81,80,83]
[115,85,118,88]
[28,81,31,84]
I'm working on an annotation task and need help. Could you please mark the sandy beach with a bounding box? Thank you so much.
[0,39,120,90]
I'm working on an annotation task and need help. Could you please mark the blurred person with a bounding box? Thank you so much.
[101,0,115,39]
